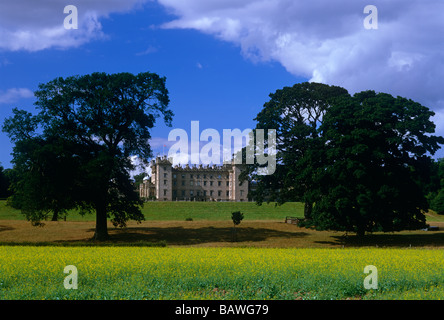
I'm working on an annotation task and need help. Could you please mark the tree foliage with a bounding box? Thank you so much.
[248,83,444,236]
[2,71,173,239]
[429,158,444,214]
[231,211,244,226]
[309,91,443,235]
[0,164,11,199]
[245,82,349,219]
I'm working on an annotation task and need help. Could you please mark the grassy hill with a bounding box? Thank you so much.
[2,199,443,223]
[0,200,305,221]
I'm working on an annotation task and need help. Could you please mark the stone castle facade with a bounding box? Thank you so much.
[139,156,249,202]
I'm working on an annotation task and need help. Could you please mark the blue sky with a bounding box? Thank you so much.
[1,0,443,169]
[0,1,300,169]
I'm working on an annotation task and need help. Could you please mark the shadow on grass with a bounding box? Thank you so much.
[88,226,309,246]
[0,225,14,232]
[316,232,444,248]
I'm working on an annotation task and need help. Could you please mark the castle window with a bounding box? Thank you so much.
[173,181,176,186]
[226,181,229,186]
[210,175,213,179]
[217,174,221,179]
[181,190,185,196]
[190,181,194,186]
[173,174,177,179]
[190,190,194,196]
[181,181,185,186]
[197,174,200,178]
[190,174,193,178]
[218,191,222,196]
[197,191,200,196]
[210,181,213,186]
[164,180,167,185]
[204,181,207,186]
[218,181,221,186]
[210,190,214,196]
[181,174,185,179]
[164,173,167,178]
[163,190,167,196]
[163,167,167,171]
[226,191,229,197]
[197,181,200,186]
[203,174,207,179]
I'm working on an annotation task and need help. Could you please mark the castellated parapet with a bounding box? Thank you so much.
[139,156,249,202]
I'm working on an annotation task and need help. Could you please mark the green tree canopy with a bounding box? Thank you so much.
[248,83,444,236]
[309,91,443,236]
[244,82,349,218]
[0,164,11,199]
[3,71,173,239]
[429,158,444,214]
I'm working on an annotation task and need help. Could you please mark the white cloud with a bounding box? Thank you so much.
[0,0,150,51]
[157,0,444,128]
[0,57,11,67]
[136,46,158,56]
[0,88,34,104]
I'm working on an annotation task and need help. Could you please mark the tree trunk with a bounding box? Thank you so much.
[93,203,109,241]
[51,208,59,221]
[356,227,365,238]
[304,201,313,220]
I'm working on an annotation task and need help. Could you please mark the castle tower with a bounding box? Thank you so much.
[230,161,248,202]
[151,156,173,201]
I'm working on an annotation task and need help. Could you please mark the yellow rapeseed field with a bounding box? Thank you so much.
[0,246,442,300]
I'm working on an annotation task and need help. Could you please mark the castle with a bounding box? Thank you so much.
[139,156,249,202]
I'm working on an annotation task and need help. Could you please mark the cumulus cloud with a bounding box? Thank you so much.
[0,0,149,51]
[0,88,34,104]
[158,0,444,116]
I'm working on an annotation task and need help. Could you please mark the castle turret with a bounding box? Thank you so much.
[151,156,173,201]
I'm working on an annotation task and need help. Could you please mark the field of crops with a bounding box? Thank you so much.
[1,246,443,300]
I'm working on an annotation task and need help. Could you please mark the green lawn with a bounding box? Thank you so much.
[0,200,304,221]
[2,199,443,223]
[0,200,23,220]
[142,201,304,221]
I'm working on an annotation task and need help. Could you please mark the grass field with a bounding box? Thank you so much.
[1,200,444,300]
[2,199,443,222]
[0,200,305,221]
[1,200,443,248]
[0,246,443,300]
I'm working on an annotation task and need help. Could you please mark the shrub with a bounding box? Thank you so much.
[231,211,244,226]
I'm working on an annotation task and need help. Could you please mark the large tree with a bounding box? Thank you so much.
[429,158,444,214]
[3,132,79,223]
[0,164,11,199]
[247,83,444,236]
[308,91,443,236]
[3,71,172,239]
[245,82,349,218]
